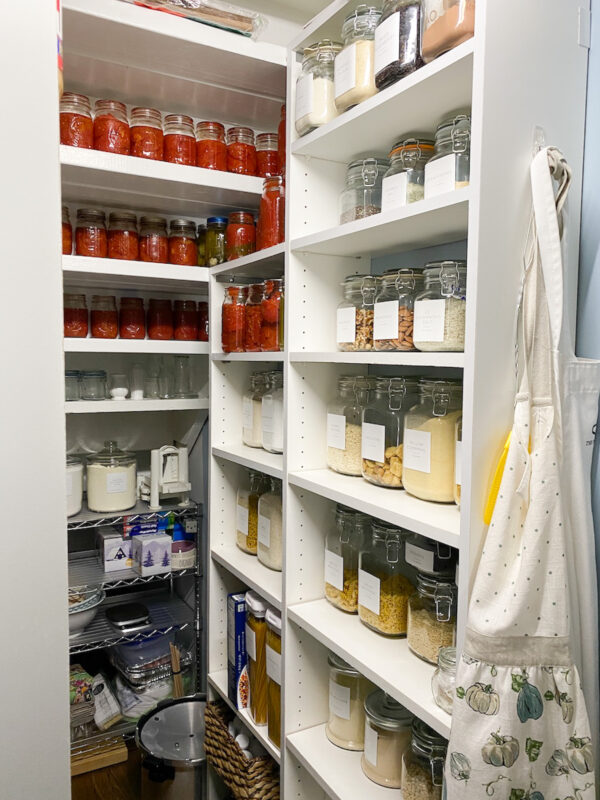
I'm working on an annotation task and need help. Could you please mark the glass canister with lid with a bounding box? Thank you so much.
[245,590,268,725]
[243,372,267,448]
[168,219,198,266]
[405,532,457,578]
[336,274,378,352]
[206,217,227,266]
[86,440,137,513]
[265,608,282,747]
[326,653,372,750]
[362,376,419,487]
[295,40,342,136]
[262,371,284,454]
[413,260,467,352]
[402,718,447,800]
[66,455,84,517]
[327,376,370,476]
[381,138,434,211]
[139,215,168,263]
[424,114,471,198]
[108,211,139,261]
[374,0,423,90]
[431,645,456,714]
[358,521,414,636]
[236,469,270,554]
[454,416,462,505]
[80,370,107,401]
[221,284,247,354]
[373,269,424,351]
[324,505,369,613]
[362,691,413,788]
[257,478,283,571]
[340,157,389,224]
[422,0,476,64]
[407,572,457,663]
[130,106,164,161]
[334,5,382,113]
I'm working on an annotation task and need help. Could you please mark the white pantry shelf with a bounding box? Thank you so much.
[63,255,209,292]
[64,338,210,355]
[212,443,284,479]
[210,244,285,280]
[211,352,285,362]
[290,351,464,368]
[290,0,366,52]
[288,599,451,738]
[65,398,208,413]
[211,547,282,610]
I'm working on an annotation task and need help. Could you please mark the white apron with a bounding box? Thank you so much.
[444,148,597,799]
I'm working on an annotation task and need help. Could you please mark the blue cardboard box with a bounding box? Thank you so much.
[227,593,248,709]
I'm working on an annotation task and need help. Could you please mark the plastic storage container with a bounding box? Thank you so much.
[60,92,93,148]
[407,573,457,663]
[334,6,382,113]
[402,718,447,800]
[374,0,423,90]
[265,608,282,747]
[326,653,371,750]
[324,506,369,613]
[421,0,475,63]
[362,691,413,787]
[94,99,130,154]
[373,268,424,350]
[431,646,456,714]
[139,216,168,263]
[245,591,268,725]
[261,372,284,453]
[130,107,164,161]
[221,284,247,353]
[242,372,267,448]
[340,157,389,224]
[381,139,434,211]
[206,217,227,266]
[195,121,227,171]
[163,114,196,166]
[424,114,471,198]
[108,211,139,261]
[76,208,107,258]
[66,456,84,517]
[64,293,88,338]
[86,440,137,513]
[225,212,255,261]
[236,470,270,555]
[295,40,342,136]
[327,375,369,476]
[336,274,378,351]
[257,478,283,571]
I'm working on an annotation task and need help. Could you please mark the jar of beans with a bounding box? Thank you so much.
[174,300,198,340]
[139,216,168,263]
[62,206,72,255]
[147,298,174,340]
[164,114,195,166]
[196,121,227,171]
[256,133,279,178]
[226,212,256,261]
[119,297,145,339]
[108,211,139,261]
[221,284,247,353]
[168,219,198,266]
[226,126,257,175]
[75,209,107,258]
[64,293,88,338]
[91,295,118,339]
[94,99,130,155]
[130,107,164,161]
[59,92,93,149]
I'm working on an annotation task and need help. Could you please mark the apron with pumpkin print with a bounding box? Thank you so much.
[445,148,596,800]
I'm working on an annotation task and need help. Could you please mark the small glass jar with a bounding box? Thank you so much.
[362,691,413,787]
[373,269,424,351]
[262,372,284,454]
[424,114,471,198]
[327,376,370,476]
[454,417,462,505]
[413,260,467,351]
[295,41,342,136]
[358,521,413,636]
[407,573,457,663]
[326,654,371,750]
[236,469,270,553]
[402,719,447,800]
[422,0,475,63]
[226,212,256,261]
[260,278,283,351]
[60,92,93,148]
[244,283,264,352]
[147,298,174,340]
[336,274,378,351]
[431,646,456,714]
[257,478,283,571]
[196,121,227,171]
[163,113,196,166]
[130,107,164,160]
[335,6,382,112]
[362,377,419,488]
[66,455,84,517]
[65,370,81,401]
[119,297,145,339]
[64,293,88,338]
[197,301,209,342]
[80,370,107,401]
[278,104,286,175]
[174,299,198,341]
[91,295,118,338]
[75,209,107,258]
[404,533,457,578]
[374,0,423,90]
[206,217,227,266]
[256,133,279,178]
[108,211,139,261]
[403,379,463,502]
[197,225,207,267]
[340,157,389,224]
[381,139,434,211]
[168,219,198,266]
[62,206,73,255]
[226,126,257,176]
[139,216,168,263]
[221,284,247,353]
[94,99,130,155]
[324,505,367,613]
[243,373,268,448]
[257,176,285,251]
[265,608,282,748]
[245,591,268,725]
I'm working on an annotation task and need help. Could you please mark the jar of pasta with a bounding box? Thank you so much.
[424,114,471,198]
[94,99,130,155]
[108,211,139,261]
[326,654,371,750]
[206,217,227,266]
[257,176,285,251]
[139,216,168,263]
[340,157,389,224]
[334,6,382,113]
[324,505,367,613]
[407,573,456,663]
[245,283,264,352]
[373,269,424,351]
[227,127,257,175]
[358,522,413,636]
[431,646,456,714]
[119,297,145,339]
[91,295,118,339]
[168,219,198,266]
[245,591,268,725]
[236,470,270,554]
[256,133,279,178]
[362,691,413,787]
[295,40,342,137]
[336,274,377,351]
[225,212,256,261]
[402,379,462,502]
[374,0,423,90]
[362,377,419,488]
[163,114,196,166]
[257,478,283,571]
[327,376,369,476]
[262,372,284,454]
[242,373,267,448]
[421,0,475,63]
[454,417,462,505]
[265,608,282,747]
[75,209,107,258]
[130,107,164,161]
[381,139,434,212]
[196,121,227,171]
[62,206,72,255]
[221,284,247,353]
[60,92,93,148]
[402,718,447,800]
[404,533,457,578]
[64,293,88,338]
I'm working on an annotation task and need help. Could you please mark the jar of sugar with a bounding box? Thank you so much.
[334,5,382,113]
[295,40,342,137]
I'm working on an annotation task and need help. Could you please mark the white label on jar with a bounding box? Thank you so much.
[258,514,271,547]
[66,472,73,497]
[424,153,456,199]
[262,398,274,434]
[237,504,249,535]
[324,549,344,591]
[358,569,380,615]
[106,471,128,494]
[373,300,399,341]
[405,542,435,573]
[266,645,282,684]
[334,44,357,98]
[374,11,400,74]
[414,298,446,343]
[295,74,314,121]
[242,397,253,430]
[381,172,408,212]
[364,722,378,766]
[403,428,432,473]
[455,439,462,486]
[329,679,351,720]
[336,306,356,344]
[362,422,386,463]
[245,624,256,661]
[327,413,346,450]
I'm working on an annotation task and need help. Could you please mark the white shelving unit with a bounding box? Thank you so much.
[65,398,209,413]
[63,255,209,291]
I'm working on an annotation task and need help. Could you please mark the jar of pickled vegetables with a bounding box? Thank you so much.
[324,504,367,613]
[226,212,256,261]
[454,417,462,505]
[206,217,227,266]
[163,113,196,166]
[147,298,174,340]
[130,107,164,160]
[227,126,257,175]
[260,278,282,351]
[91,295,118,339]
[278,105,286,174]
[244,283,264,352]
[64,293,88,338]
[402,718,447,800]
[60,92,93,148]
[265,608,282,747]
[407,573,457,663]
[245,591,268,725]
[221,284,247,353]
[327,654,371,750]
[174,300,198,341]
[197,301,209,342]
[256,133,279,178]
[168,219,198,266]
[75,209,107,258]
[257,176,285,251]
[139,216,168,263]
[94,99,130,154]
[119,297,145,339]
[196,121,227,170]
[108,211,139,261]
[236,469,270,553]
[62,206,72,255]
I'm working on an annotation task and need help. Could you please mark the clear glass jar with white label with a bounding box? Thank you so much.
[295,40,342,136]
[402,718,447,800]
[373,269,424,351]
[381,139,434,212]
[261,371,284,453]
[245,590,268,725]
[265,608,282,747]
[431,645,456,714]
[326,653,372,750]
[340,157,389,224]
[337,274,378,351]
[422,0,475,64]
[374,0,423,90]
[327,375,370,476]
[402,379,462,502]
[413,260,467,352]
[86,440,137,513]
[362,690,413,787]
[358,521,414,636]
[424,113,471,199]
[257,478,283,571]
[324,505,369,612]
[242,372,268,448]
[361,377,419,487]
[404,532,457,578]
[454,416,462,505]
[335,5,382,113]
[236,470,271,555]
[66,455,84,517]
[407,572,457,663]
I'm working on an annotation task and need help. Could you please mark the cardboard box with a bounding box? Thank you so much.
[131,533,172,576]
[96,529,132,573]
[227,593,248,709]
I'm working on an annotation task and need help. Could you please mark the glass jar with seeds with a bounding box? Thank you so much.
[327,376,370,476]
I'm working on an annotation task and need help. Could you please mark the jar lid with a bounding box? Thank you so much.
[364,690,412,731]
[389,138,435,159]
[346,157,390,178]
[95,98,128,115]
[417,571,457,598]
[87,440,136,467]
[418,378,462,398]
[327,651,360,676]
[412,717,448,752]
[170,219,196,236]
[67,455,82,466]
[207,217,228,225]
[437,646,456,672]
[245,590,267,617]
[196,120,225,134]
[64,292,86,303]
[65,370,81,378]
[76,208,106,223]
[140,215,167,228]
[436,113,471,135]
[342,5,382,33]
[164,113,194,128]
[423,259,467,279]
[371,519,404,541]
[130,107,162,124]
[265,608,281,632]
[302,39,343,60]
[405,533,457,576]
[374,375,420,393]
[109,211,138,225]
[60,92,91,111]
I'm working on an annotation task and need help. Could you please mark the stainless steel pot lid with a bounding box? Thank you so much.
[137,697,206,766]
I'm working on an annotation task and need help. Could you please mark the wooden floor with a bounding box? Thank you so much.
[72,747,141,800]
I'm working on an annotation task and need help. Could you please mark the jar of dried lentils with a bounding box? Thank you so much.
[324,505,369,613]
[174,299,198,340]
[196,121,227,171]
[64,293,88,338]
[407,573,456,663]
[336,274,377,351]
[340,157,389,224]
[119,297,145,339]
[139,216,168,263]
[168,219,198,266]
[257,176,285,250]
[62,206,72,254]
[226,212,256,261]
[163,114,196,166]
[373,268,424,350]
[227,126,257,175]
[76,209,107,258]
[60,92,93,148]
[94,99,130,154]
[260,279,282,352]
[108,212,139,261]
[256,133,279,178]
[91,295,118,339]
[147,298,173,340]
[206,217,227,266]
[130,107,164,161]
[244,283,264,352]
[221,284,247,353]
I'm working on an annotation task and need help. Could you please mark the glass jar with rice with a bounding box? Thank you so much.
[413,260,467,352]
[327,376,370,476]
[402,718,447,800]
[407,572,457,663]
[381,139,434,212]
[324,505,369,613]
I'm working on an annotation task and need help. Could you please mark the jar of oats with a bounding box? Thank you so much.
[407,573,456,663]
[336,274,378,351]
[324,505,370,613]
[373,268,424,351]
[326,653,372,750]
[402,718,447,800]
[358,521,414,636]
[327,376,370,476]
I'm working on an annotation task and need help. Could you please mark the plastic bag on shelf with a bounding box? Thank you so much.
[118,0,266,38]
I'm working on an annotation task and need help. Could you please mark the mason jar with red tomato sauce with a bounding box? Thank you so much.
[91,295,118,339]
[256,133,279,178]
[94,99,130,155]
[60,92,93,148]
[169,219,198,266]
[196,121,227,171]
[256,176,285,251]
[197,301,209,341]
[108,212,139,261]
[148,298,174,340]
[244,283,263,352]
[260,278,283,352]
[76,209,107,258]
[62,206,72,255]
[64,293,88,338]
[130,107,164,161]
[278,104,286,176]
[119,297,145,339]
[174,300,198,340]
[226,127,257,175]
[139,216,168,263]
[221,284,247,353]
[164,114,196,166]
[225,212,256,261]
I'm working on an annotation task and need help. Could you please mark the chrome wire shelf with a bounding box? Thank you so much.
[68,552,195,592]
[68,499,200,531]
[70,719,136,757]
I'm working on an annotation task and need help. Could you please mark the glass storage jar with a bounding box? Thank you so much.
[424,114,471,198]
[278,105,286,174]
[381,139,434,211]
[168,219,198,266]
[373,269,424,350]
[265,608,282,747]
[197,224,207,266]
[62,205,73,254]
[403,379,462,501]
[260,278,283,351]
[64,293,88,338]
[257,478,283,571]
[278,282,285,351]
[227,126,257,175]
[431,646,456,714]
[243,372,268,447]
[130,107,164,160]
[422,0,475,63]
[454,417,462,505]
[326,654,371,750]
[60,92,93,148]
[402,718,447,800]
[80,370,107,400]
[334,6,382,113]
[257,176,285,250]
[374,0,423,90]
[65,370,81,401]
[174,299,198,340]
[108,211,139,261]
[404,533,457,578]
[195,121,227,171]
[358,521,414,636]
[66,455,84,517]
[91,295,118,338]
[413,260,467,351]
[139,216,168,263]
[336,274,377,351]
[256,133,279,178]
[87,440,137,513]
[340,157,389,224]
[245,590,268,725]
[206,217,227,266]
[76,208,107,258]
[361,376,419,487]
[244,283,264,352]
[407,572,457,663]
[163,114,196,166]
[94,99,130,154]
[221,284,247,353]
[327,376,369,476]
[197,301,209,341]
[147,298,174,340]
[295,40,342,136]
[225,212,256,261]
[236,469,270,554]
[324,505,368,613]
[262,372,284,453]
[119,297,145,339]
[362,691,413,787]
